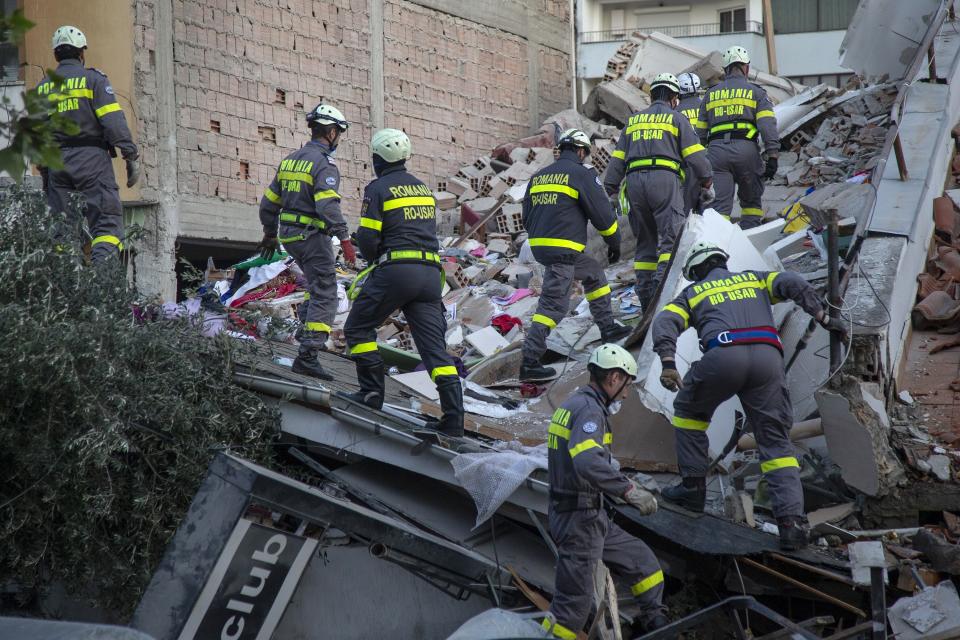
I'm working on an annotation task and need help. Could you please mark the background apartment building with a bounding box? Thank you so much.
[9,0,574,299]
[577,0,858,97]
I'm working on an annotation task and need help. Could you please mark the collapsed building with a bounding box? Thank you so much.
[6,1,960,640]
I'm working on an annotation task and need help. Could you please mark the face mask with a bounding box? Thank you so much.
[608,400,623,415]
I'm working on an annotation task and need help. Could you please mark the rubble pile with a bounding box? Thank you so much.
[772,84,897,188]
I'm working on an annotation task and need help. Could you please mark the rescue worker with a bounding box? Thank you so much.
[343,128,464,437]
[542,343,667,639]
[519,129,631,382]
[696,46,779,229]
[651,242,847,550]
[603,73,713,312]
[37,26,139,261]
[257,103,357,380]
[676,72,704,215]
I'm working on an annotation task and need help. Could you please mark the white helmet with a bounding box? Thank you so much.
[371,128,411,163]
[722,46,751,68]
[650,72,681,95]
[557,128,591,153]
[52,26,87,51]
[677,72,701,97]
[588,344,638,379]
[683,241,729,281]
[306,103,349,131]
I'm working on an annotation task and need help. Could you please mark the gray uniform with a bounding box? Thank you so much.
[651,267,824,519]
[259,140,348,351]
[697,68,779,229]
[521,149,621,368]
[677,94,704,215]
[542,385,666,639]
[37,59,138,261]
[603,100,711,309]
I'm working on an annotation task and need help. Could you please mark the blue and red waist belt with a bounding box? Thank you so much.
[703,325,782,353]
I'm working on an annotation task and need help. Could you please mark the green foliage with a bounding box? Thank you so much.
[0,187,282,615]
[0,9,79,179]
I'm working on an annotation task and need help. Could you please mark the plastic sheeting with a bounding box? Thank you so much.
[451,441,548,527]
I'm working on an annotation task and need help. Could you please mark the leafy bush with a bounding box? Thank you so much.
[0,187,281,616]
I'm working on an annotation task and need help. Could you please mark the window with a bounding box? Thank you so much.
[772,0,859,34]
[0,0,18,82]
[719,7,747,33]
[609,9,626,36]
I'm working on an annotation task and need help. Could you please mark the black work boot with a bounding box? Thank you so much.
[661,476,706,512]
[344,363,385,409]
[519,362,557,382]
[777,515,810,551]
[601,323,632,343]
[435,378,464,437]
[292,347,334,381]
[630,612,669,638]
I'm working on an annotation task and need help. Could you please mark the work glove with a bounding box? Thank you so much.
[125,158,140,188]
[623,479,658,515]
[340,238,357,266]
[659,360,683,391]
[818,311,849,342]
[607,241,621,264]
[699,183,716,206]
[763,156,779,180]
[257,233,279,261]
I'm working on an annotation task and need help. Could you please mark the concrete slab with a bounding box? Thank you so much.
[840,0,942,83]
[888,580,960,640]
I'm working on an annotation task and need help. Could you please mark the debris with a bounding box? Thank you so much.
[913,529,960,575]
[928,454,954,482]
[465,326,511,357]
[848,540,888,586]
[888,580,960,639]
[391,370,441,401]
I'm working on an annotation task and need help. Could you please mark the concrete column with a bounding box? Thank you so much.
[526,5,540,132]
[370,0,385,130]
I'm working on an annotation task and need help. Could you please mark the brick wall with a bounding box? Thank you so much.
[134,0,572,232]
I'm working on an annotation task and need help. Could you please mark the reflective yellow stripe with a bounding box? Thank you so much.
[529,183,579,199]
[598,219,618,237]
[765,272,781,303]
[634,261,657,271]
[625,121,678,137]
[91,235,123,250]
[611,149,625,160]
[278,171,314,185]
[631,570,664,596]
[541,618,578,640]
[349,342,378,355]
[569,439,601,458]
[720,213,731,220]
[603,432,613,445]
[756,109,775,119]
[692,119,707,129]
[760,456,799,473]
[430,365,458,380]
[277,234,305,243]
[314,189,340,201]
[529,238,586,252]
[305,322,331,333]
[688,281,766,309]
[662,303,689,328]
[672,416,709,430]
[382,196,435,211]
[94,102,122,117]
[303,292,310,300]
[706,97,757,110]
[359,217,382,231]
[741,207,764,217]
[532,314,557,328]
[584,284,611,301]
[710,122,758,136]
[658,252,672,263]
[629,158,681,172]
[279,212,326,229]
[681,143,705,158]
[548,422,571,439]
[48,88,94,101]
[387,250,440,262]
[263,187,281,203]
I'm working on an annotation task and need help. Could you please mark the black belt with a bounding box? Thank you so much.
[550,490,601,512]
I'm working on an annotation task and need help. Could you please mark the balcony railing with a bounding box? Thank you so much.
[580,20,764,44]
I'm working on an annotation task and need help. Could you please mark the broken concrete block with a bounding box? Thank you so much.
[496,204,525,234]
[486,175,508,199]
[928,454,954,482]
[443,261,468,289]
[589,78,650,126]
[457,294,494,328]
[888,580,960,640]
[848,540,888,586]
[391,370,440,401]
[465,197,498,214]
[434,191,457,210]
[465,326,510,357]
[446,177,469,196]
[913,529,960,575]
[816,380,906,496]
